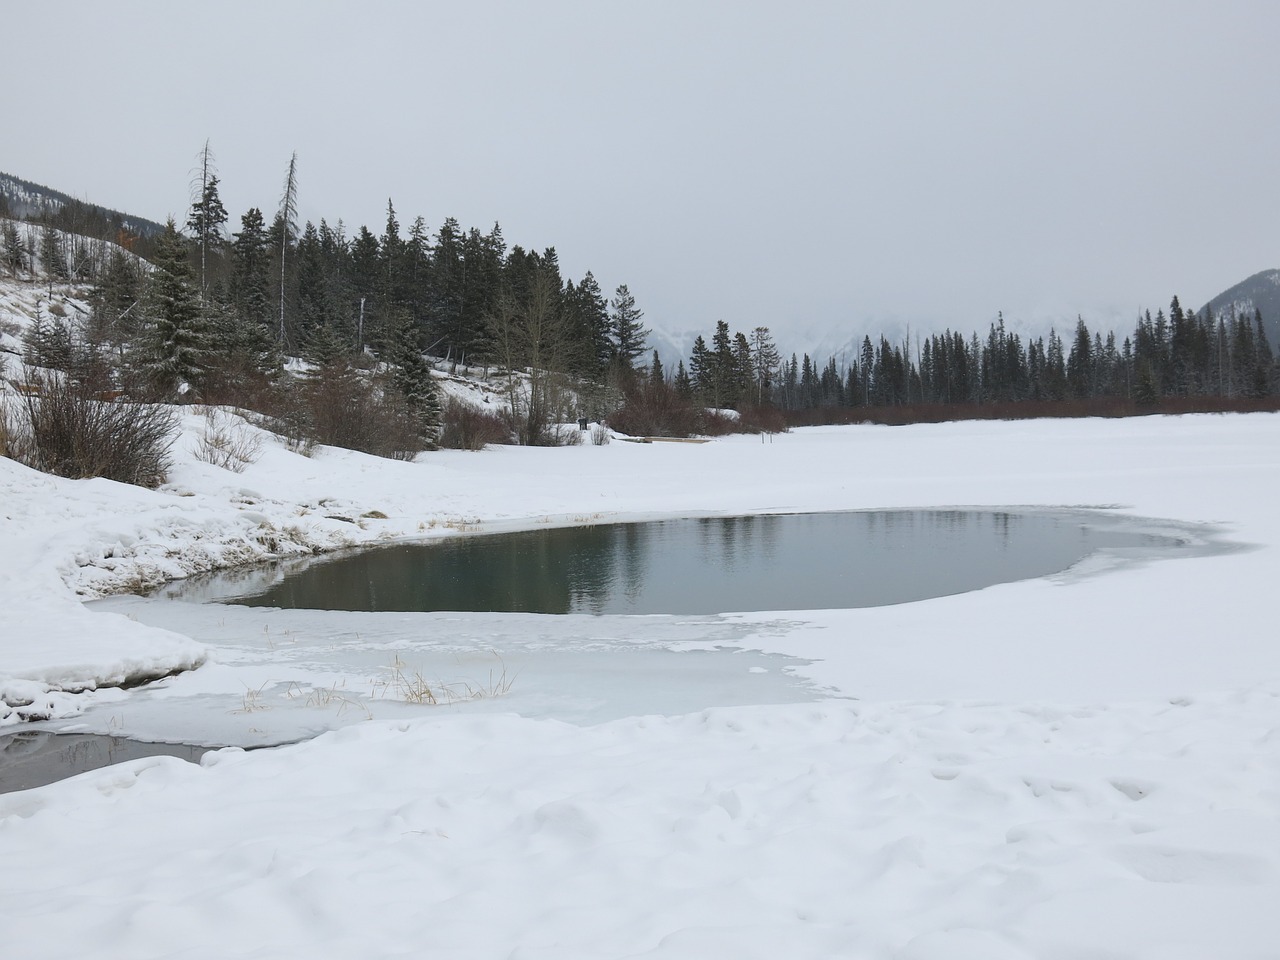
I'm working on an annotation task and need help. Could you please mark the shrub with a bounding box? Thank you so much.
[12,367,175,487]
[0,393,17,460]
[252,366,429,461]
[736,404,788,435]
[607,380,701,437]
[590,423,611,445]
[438,397,510,450]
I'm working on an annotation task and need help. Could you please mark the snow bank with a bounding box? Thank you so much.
[1,411,1279,958]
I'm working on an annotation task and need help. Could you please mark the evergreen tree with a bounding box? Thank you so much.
[1067,317,1093,398]
[649,349,665,385]
[609,283,650,377]
[38,224,69,281]
[749,326,781,405]
[88,247,144,353]
[187,143,228,299]
[135,219,212,399]
[709,320,735,408]
[673,359,692,398]
[3,219,28,275]
[564,270,611,378]
[688,335,711,401]
[231,208,272,331]
[384,311,443,449]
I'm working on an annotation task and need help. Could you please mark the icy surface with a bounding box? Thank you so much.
[2,410,1280,958]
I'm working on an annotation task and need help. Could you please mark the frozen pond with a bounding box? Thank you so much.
[161,509,1191,615]
[52,509,1214,757]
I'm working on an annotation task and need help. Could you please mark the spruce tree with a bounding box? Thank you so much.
[749,326,781,405]
[609,284,650,376]
[384,311,442,450]
[3,220,28,275]
[231,208,272,332]
[186,161,228,299]
[38,225,69,281]
[135,220,212,400]
[649,349,665,385]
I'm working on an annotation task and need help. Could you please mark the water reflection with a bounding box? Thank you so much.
[0,731,212,794]
[177,510,1179,616]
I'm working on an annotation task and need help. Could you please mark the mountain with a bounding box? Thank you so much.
[1201,268,1280,349]
[0,171,165,240]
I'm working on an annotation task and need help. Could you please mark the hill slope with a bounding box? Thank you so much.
[0,171,165,240]
[1201,268,1280,347]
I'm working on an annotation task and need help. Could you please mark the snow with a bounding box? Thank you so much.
[2,408,1280,959]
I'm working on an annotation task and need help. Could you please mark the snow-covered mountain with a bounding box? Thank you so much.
[1202,268,1280,347]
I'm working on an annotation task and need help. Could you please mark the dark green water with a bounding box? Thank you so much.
[203,510,1180,615]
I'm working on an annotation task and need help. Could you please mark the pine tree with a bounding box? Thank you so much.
[688,335,711,401]
[135,220,212,399]
[1067,317,1093,398]
[38,225,69,281]
[89,247,143,351]
[3,220,28,275]
[749,326,781,405]
[649,349,665,385]
[609,283,650,377]
[564,270,611,378]
[231,208,272,331]
[384,311,442,450]
[674,359,692,398]
[303,321,353,369]
[187,143,228,299]
[709,320,734,408]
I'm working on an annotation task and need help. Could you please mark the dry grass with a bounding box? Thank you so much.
[193,406,263,473]
[375,653,514,705]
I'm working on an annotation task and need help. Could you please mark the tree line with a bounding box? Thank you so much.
[14,146,654,459]
[648,301,1276,423]
[9,145,1279,459]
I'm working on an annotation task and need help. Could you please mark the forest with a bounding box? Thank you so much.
[3,149,1279,477]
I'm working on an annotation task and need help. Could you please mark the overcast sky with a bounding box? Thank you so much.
[7,1,1279,355]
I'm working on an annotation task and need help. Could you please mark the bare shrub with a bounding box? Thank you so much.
[0,393,20,460]
[590,422,611,445]
[262,369,426,461]
[736,404,788,435]
[608,380,701,437]
[438,397,510,450]
[14,367,175,487]
[507,372,581,446]
[697,409,741,436]
[194,407,263,473]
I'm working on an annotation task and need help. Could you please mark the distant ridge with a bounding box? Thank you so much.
[0,171,165,240]
[1202,268,1280,348]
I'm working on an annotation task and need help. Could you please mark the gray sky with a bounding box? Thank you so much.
[7,1,1279,355]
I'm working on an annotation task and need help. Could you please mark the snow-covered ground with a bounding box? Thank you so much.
[2,409,1279,959]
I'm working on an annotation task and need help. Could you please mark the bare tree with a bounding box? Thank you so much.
[486,263,576,445]
[276,152,299,343]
